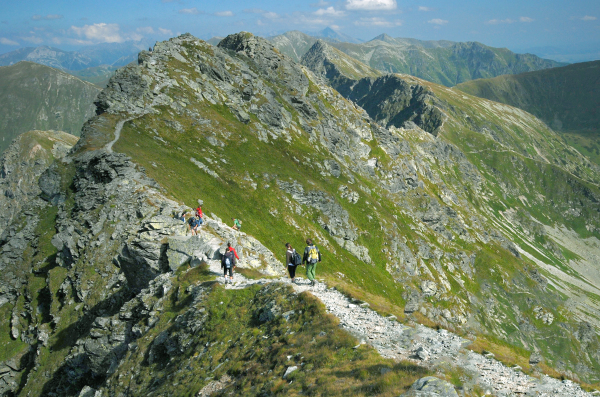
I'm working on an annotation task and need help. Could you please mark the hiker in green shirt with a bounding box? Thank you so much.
[302,238,322,286]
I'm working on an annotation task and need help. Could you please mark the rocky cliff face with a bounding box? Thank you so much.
[1,32,600,395]
[0,130,77,235]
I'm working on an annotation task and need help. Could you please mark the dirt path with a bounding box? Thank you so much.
[105,116,142,152]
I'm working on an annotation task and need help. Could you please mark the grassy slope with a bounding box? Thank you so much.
[455,61,600,164]
[0,61,100,153]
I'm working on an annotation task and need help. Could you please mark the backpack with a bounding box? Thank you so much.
[188,217,195,225]
[308,245,319,264]
[224,251,234,268]
[292,250,302,266]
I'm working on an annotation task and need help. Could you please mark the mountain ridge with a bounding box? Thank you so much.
[271,30,566,86]
[0,32,599,396]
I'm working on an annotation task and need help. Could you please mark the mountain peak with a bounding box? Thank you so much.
[369,33,396,43]
[320,27,338,36]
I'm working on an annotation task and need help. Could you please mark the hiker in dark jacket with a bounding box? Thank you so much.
[285,243,299,284]
[188,216,199,235]
[302,238,322,286]
[221,247,236,284]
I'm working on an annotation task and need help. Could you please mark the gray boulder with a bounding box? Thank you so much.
[401,376,459,396]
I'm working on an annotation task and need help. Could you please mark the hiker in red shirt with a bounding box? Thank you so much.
[196,206,203,219]
[227,242,239,260]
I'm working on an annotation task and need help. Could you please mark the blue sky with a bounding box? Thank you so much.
[1,0,599,61]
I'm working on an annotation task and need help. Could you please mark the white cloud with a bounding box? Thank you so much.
[315,7,345,17]
[520,16,534,22]
[428,18,448,25]
[32,14,63,21]
[0,37,19,45]
[418,6,432,11]
[158,28,173,36]
[179,8,200,15]
[137,26,155,34]
[346,0,397,11]
[263,12,279,19]
[355,17,402,26]
[215,11,233,17]
[71,23,123,43]
[582,15,597,21]
[487,18,515,25]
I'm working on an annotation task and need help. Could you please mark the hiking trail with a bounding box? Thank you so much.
[202,257,593,396]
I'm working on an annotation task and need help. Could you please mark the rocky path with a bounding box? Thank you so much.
[206,259,593,396]
[105,115,142,152]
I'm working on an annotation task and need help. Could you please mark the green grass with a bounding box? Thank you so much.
[101,265,433,396]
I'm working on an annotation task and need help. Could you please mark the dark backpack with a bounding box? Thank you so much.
[224,251,234,268]
[292,250,302,266]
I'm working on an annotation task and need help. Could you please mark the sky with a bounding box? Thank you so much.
[1,0,599,62]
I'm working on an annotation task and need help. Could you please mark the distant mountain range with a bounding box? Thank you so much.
[0,61,100,153]
[270,31,567,87]
[0,40,150,87]
[455,60,600,163]
[0,41,149,71]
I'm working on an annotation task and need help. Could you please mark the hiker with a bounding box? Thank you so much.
[232,218,242,231]
[286,243,302,284]
[196,205,203,219]
[177,210,185,222]
[227,242,240,261]
[188,216,199,236]
[302,238,322,286]
[221,246,236,284]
